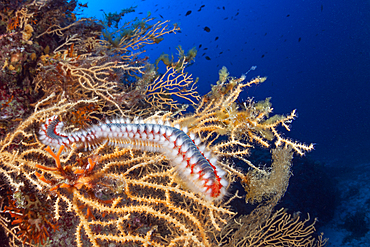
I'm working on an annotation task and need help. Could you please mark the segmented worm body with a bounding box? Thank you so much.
[39,116,228,201]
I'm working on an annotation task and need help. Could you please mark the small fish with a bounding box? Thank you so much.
[298,37,301,42]
[261,54,265,58]
[198,5,205,11]
[185,10,192,16]
[204,26,210,32]
[321,5,323,12]
[286,14,290,17]
[215,36,219,41]
[205,56,211,60]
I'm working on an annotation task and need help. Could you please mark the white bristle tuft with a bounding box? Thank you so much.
[203,172,211,179]
[189,133,195,140]
[220,178,228,187]
[193,166,201,174]
[176,137,184,146]
[198,145,205,153]
[165,128,173,137]
[206,180,213,186]
[210,157,218,165]
[181,144,190,154]
[169,135,177,143]
[217,169,226,177]
[146,125,153,132]
[189,156,199,165]
[160,127,166,135]
[195,138,202,146]
[204,151,211,159]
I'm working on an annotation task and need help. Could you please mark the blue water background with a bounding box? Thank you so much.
[81,0,370,170]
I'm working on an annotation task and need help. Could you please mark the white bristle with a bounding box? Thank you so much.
[198,145,206,152]
[159,136,166,144]
[204,151,211,159]
[165,128,173,136]
[193,166,201,174]
[146,125,153,132]
[192,173,200,180]
[184,168,191,175]
[206,180,213,186]
[220,178,228,187]
[189,133,195,140]
[210,157,218,165]
[189,156,199,165]
[203,172,211,179]
[194,138,201,146]
[176,137,184,146]
[171,149,178,156]
[181,144,190,154]
[175,156,183,164]
[217,169,226,177]
[160,127,166,135]
[169,135,177,143]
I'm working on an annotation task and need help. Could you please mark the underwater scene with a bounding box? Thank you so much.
[0,0,369,246]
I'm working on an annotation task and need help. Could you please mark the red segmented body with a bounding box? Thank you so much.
[39,116,228,201]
